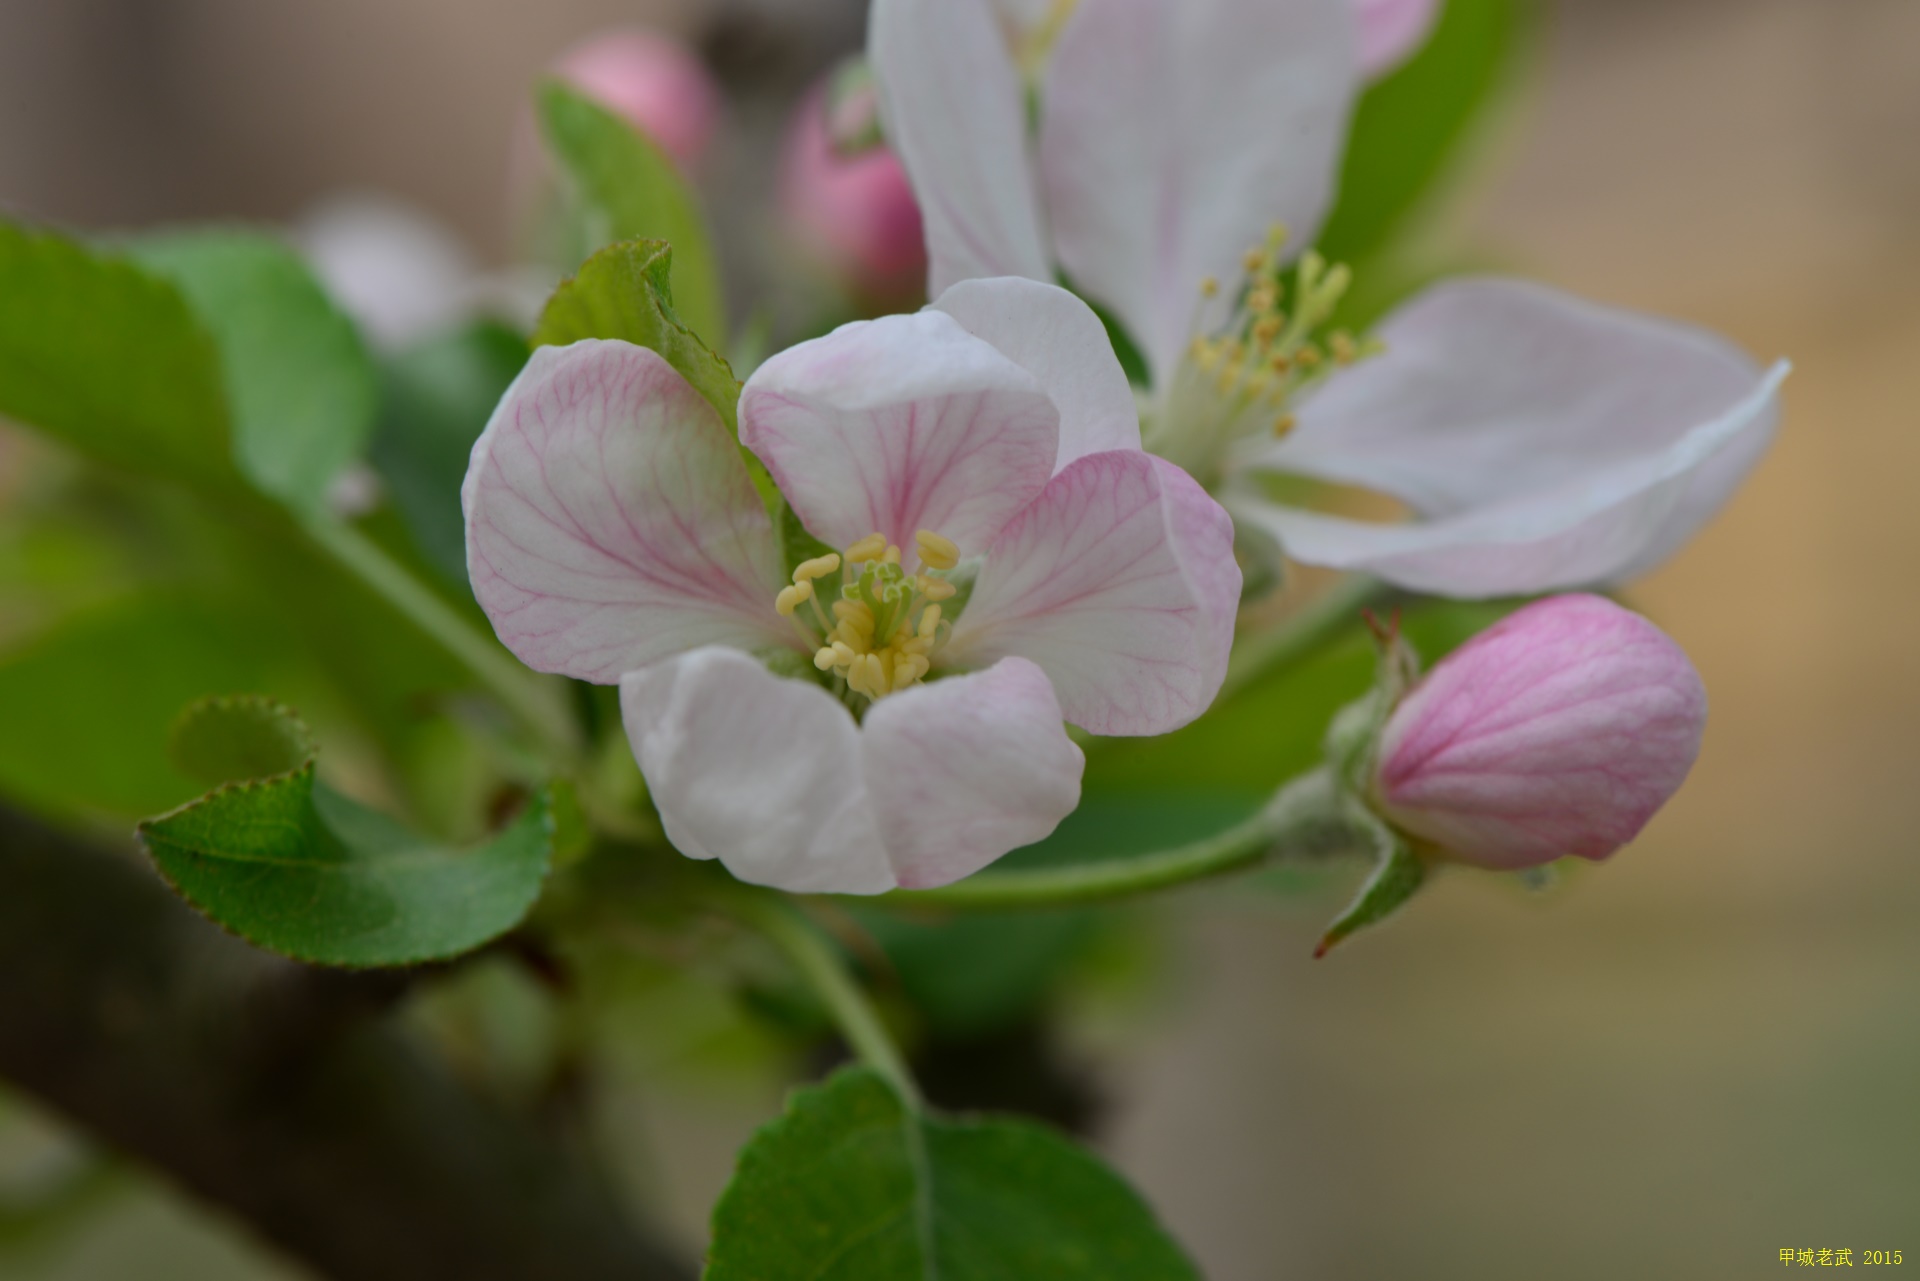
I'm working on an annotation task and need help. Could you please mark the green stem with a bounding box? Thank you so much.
[879,771,1358,912]
[1221,574,1396,701]
[300,515,581,763]
[741,896,921,1109]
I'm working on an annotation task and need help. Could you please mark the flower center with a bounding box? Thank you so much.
[773,529,961,703]
[1147,225,1381,481]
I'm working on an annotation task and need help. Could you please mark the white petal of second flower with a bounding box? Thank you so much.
[1038,0,1358,387]
[739,309,1061,558]
[1237,278,1789,596]
[464,341,788,683]
[949,450,1240,736]
[862,658,1084,889]
[620,648,896,895]
[931,277,1143,474]
[869,0,1052,295]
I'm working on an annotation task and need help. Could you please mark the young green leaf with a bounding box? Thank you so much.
[536,81,725,345]
[706,1067,1199,1280]
[371,320,530,585]
[133,228,380,513]
[0,220,236,491]
[533,239,741,430]
[169,694,316,789]
[139,699,553,968]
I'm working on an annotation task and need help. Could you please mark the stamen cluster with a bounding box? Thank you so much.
[774,529,961,702]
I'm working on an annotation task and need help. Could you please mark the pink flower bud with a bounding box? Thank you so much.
[1356,0,1442,79]
[554,30,720,170]
[777,74,927,305]
[1374,595,1707,871]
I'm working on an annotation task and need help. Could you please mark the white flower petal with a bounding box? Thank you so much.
[1237,279,1789,596]
[1038,0,1358,386]
[739,310,1060,557]
[464,341,788,683]
[869,0,1052,295]
[862,658,1084,889]
[931,277,1143,473]
[620,648,896,895]
[950,450,1240,736]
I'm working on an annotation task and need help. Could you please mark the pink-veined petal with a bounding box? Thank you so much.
[863,657,1084,889]
[739,309,1060,558]
[620,648,895,894]
[1039,0,1358,387]
[1236,278,1789,596]
[1356,0,1441,78]
[949,450,1240,736]
[869,0,1052,295]
[932,277,1143,473]
[464,341,788,682]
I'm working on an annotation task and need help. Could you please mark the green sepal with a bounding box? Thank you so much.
[533,239,781,516]
[535,80,725,345]
[1314,809,1428,958]
[705,1066,1200,1280]
[131,228,379,514]
[138,698,554,968]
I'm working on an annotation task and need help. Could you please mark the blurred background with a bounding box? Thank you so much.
[1,0,1916,1277]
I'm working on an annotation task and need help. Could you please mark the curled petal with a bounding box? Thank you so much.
[739,309,1060,557]
[620,648,895,894]
[932,277,1143,473]
[464,341,788,682]
[949,451,1240,736]
[1378,595,1707,870]
[863,658,1084,889]
[1239,279,1790,597]
[1039,0,1358,386]
[869,0,1052,294]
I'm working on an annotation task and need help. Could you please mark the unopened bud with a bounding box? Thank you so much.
[778,62,928,305]
[1373,595,1707,870]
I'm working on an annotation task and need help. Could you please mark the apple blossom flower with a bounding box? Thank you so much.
[778,65,928,303]
[463,277,1239,894]
[553,29,721,171]
[870,0,1789,598]
[1372,594,1707,871]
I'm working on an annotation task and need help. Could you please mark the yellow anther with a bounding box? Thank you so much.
[1273,413,1297,438]
[920,578,957,603]
[1329,331,1358,365]
[1243,248,1269,274]
[1252,317,1282,346]
[793,553,841,583]
[915,530,961,571]
[1248,288,1277,316]
[1199,275,1221,299]
[1296,344,1323,369]
[775,581,814,616]
[844,532,887,563]
[882,544,901,566]
[893,655,930,690]
[1268,352,1292,373]
[918,603,943,639]
[814,646,840,671]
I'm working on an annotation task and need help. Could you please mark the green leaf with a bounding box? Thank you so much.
[1314,814,1427,957]
[139,705,554,968]
[370,320,530,585]
[533,239,741,431]
[537,82,725,345]
[0,594,324,821]
[169,694,315,788]
[0,220,236,491]
[131,228,380,513]
[1317,0,1528,267]
[706,1067,1199,1280]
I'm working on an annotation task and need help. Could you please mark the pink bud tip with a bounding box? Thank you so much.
[777,82,928,304]
[1355,0,1442,79]
[1375,595,1708,871]
[555,30,720,170]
